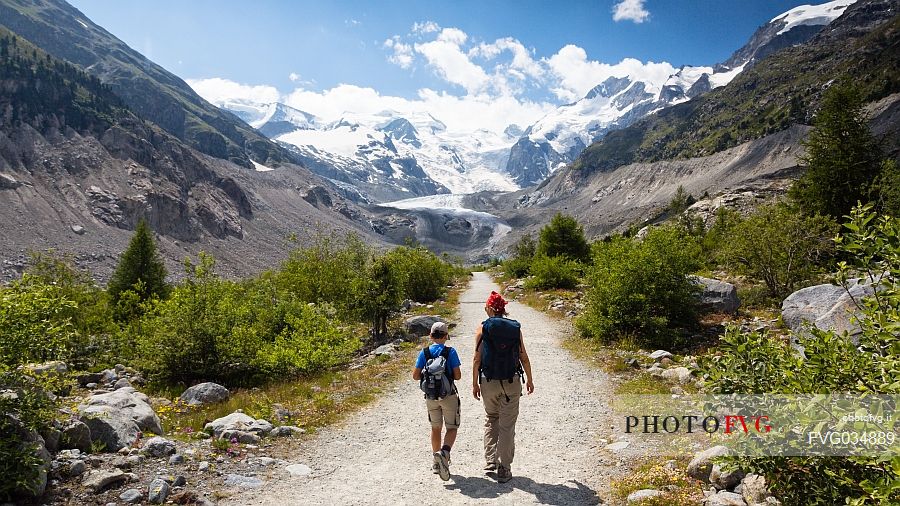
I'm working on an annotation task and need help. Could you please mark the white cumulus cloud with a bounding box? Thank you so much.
[384,36,414,69]
[186,77,279,105]
[612,0,650,23]
[411,20,440,35]
[545,44,674,101]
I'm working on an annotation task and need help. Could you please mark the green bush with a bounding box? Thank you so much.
[525,254,579,290]
[0,368,60,501]
[385,245,453,302]
[697,204,900,505]
[576,225,702,348]
[0,276,77,368]
[256,303,360,376]
[718,201,837,299]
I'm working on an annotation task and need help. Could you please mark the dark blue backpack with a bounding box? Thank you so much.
[478,317,522,381]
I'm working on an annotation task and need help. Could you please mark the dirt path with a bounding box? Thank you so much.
[224,272,625,505]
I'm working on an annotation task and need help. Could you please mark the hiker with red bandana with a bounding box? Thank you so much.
[472,291,534,483]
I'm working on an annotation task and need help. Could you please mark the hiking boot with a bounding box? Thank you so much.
[434,451,450,481]
[432,461,440,474]
[497,465,512,483]
[484,462,498,472]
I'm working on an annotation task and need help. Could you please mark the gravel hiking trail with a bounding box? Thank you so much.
[225,272,627,505]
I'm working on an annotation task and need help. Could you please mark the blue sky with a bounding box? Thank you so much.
[68,0,835,132]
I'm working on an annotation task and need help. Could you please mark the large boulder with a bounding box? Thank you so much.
[687,445,729,483]
[78,387,162,451]
[21,361,68,378]
[781,278,877,345]
[404,315,447,337]
[59,419,92,452]
[179,382,231,406]
[691,276,740,314]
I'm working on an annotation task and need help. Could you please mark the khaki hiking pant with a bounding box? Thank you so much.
[480,376,522,468]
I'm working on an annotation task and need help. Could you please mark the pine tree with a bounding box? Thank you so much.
[108,219,169,317]
[537,213,591,263]
[791,83,882,219]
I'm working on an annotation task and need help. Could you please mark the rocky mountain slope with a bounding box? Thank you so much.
[0,0,293,168]
[0,26,380,281]
[504,0,860,187]
[476,0,899,251]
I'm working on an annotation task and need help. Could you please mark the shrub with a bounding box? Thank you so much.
[718,201,837,299]
[257,303,360,376]
[525,254,579,290]
[577,225,702,348]
[0,369,60,501]
[537,213,591,263]
[107,219,170,320]
[384,245,453,302]
[666,185,696,215]
[696,204,900,505]
[503,256,532,278]
[0,276,77,367]
[360,256,402,340]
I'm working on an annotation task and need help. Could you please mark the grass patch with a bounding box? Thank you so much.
[610,457,704,505]
[615,374,673,396]
[155,284,465,439]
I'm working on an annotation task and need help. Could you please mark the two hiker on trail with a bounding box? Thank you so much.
[412,291,534,484]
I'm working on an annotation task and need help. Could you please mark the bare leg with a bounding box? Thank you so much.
[443,428,458,449]
[430,426,442,452]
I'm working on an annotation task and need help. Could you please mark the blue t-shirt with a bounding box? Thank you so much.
[415,343,461,370]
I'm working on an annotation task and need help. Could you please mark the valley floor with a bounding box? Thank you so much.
[221,272,636,505]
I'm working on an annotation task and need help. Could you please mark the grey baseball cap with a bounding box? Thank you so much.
[430,321,449,336]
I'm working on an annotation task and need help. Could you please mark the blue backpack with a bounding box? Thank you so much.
[478,317,523,381]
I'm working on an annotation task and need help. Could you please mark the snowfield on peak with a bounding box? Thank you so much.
[772,0,857,36]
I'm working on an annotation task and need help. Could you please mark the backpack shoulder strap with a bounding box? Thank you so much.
[440,346,451,359]
[423,346,432,361]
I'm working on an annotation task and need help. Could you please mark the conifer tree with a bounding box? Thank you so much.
[537,213,591,263]
[108,219,169,317]
[791,83,881,219]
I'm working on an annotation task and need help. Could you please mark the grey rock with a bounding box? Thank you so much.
[781,279,878,345]
[77,372,103,387]
[707,491,748,506]
[661,367,693,384]
[82,469,126,492]
[204,411,256,437]
[78,387,163,451]
[692,276,740,314]
[113,378,133,390]
[120,488,142,503]
[374,343,397,356]
[21,361,68,378]
[404,315,448,337]
[627,489,663,503]
[649,350,674,360]
[148,478,170,504]
[126,455,143,467]
[710,463,744,490]
[285,463,312,477]
[99,368,118,383]
[143,436,176,457]
[248,419,274,436]
[179,382,231,406]
[67,460,87,477]
[8,422,51,497]
[220,429,260,445]
[71,224,86,235]
[224,474,265,488]
[624,358,640,368]
[173,475,187,487]
[741,474,771,504]
[687,445,729,483]
[198,461,210,472]
[270,425,305,437]
[257,457,278,466]
[40,427,61,453]
[169,454,185,465]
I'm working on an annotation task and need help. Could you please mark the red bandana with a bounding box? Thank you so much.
[486,291,507,313]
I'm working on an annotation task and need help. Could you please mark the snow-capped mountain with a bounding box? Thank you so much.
[220,102,522,202]
[506,0,857,187]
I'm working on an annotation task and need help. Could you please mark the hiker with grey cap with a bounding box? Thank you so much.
[412,321,462,481]
[472,291,534,483]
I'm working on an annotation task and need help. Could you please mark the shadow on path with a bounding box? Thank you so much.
[445,474,601,505]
